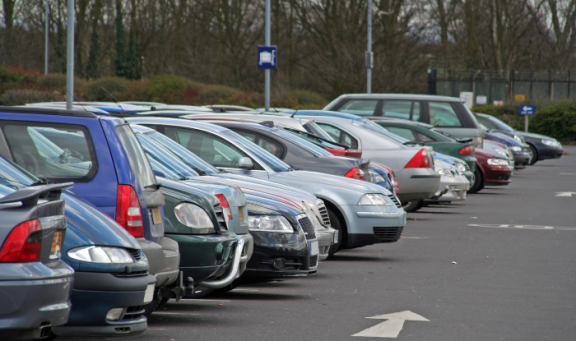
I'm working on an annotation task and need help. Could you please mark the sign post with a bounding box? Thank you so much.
[519,105,535,132]
[262,0,272,111]
[66,0,74,110]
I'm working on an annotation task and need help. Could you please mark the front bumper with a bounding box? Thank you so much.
[0,262,74,337]
[428,176,470,202]
[483,165,513,186]
[315,227,337,261]
[138,237,180,288]
[52,271,156,337]
[513,152,531,168]
[536,144,564,160]
[340,204,406,249]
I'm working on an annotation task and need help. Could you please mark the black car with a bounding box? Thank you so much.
[475,113,563,165]
[213,121,372,181]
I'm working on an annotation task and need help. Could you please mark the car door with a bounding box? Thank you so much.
[158,125,271,179]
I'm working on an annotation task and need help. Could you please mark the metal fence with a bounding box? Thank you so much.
[427,69,576,106]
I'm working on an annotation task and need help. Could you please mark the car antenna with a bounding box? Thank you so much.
[101,87,125,115]
[290,109,299,118]
[64,89,89,112]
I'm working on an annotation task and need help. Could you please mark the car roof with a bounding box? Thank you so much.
[331,93,461,101]
[125,116,230,133]
[0,105,97,118]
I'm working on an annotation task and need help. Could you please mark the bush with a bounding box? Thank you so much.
[530,102,576,141]
[118,80,150,101]
[147,75,201,102]
[0,89,60,106]
[287,89,327,108]
[199,85,241,104]
[0,66,21,84]
[84,77,127,101]
[37,73,67,88]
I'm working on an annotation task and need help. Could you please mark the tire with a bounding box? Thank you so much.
[327,209,344,257]
[144,295,169,317]
[467,168,483,194]
[528,144,538,165]
[402,200,423,212]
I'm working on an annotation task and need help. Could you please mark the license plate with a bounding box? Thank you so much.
[49,231,63,260]
[309,240,319,256]
[143,284,155,304]
[333,230,339,244]
[238,207,245,221]
[151,207,162,225]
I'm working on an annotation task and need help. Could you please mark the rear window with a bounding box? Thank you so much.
[428,102,463,127]
[115,124,157,191]
[2,122,97,182]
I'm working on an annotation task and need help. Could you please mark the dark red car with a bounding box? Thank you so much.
[468,149,513,193]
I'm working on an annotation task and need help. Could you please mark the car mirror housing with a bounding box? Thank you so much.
[238,157,254,170]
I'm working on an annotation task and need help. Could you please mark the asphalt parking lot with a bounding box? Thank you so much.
[125,147,575,341]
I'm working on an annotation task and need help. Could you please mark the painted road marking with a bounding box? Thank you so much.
[352,311,429,338]
[153,312,200,315]
[469,224,576,231]
[555,192,576,197]
[560,173,576,175]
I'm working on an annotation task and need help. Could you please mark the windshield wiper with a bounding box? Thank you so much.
[30,177,49,186]
[288,164,303,171]
[402,140,424,146]
[193,167,207,176]
[218,168,227,173]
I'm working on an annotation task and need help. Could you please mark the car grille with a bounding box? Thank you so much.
[373,226,403,242]
[121,306,145,321]
[298,217,316,239]
[128,249,141,261]
[114,270,149,278]
[316,201,331,226]
[309,255,318,268]
[388,194,402,209]
[214,204,227,231]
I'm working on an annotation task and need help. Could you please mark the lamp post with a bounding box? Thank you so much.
[66,0,74,109]
[366,0,373,94]
[45,0,49,75]
[264,0,271,111]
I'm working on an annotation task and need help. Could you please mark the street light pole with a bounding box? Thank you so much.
[366,0,373,94]
[45,0,49,75]
[264,0,271,111]
[66,0,74,109]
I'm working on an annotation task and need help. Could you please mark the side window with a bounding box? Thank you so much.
[428,102,463,127]
[317,123,358,149]
[386,127,416,141]
[380,101,412,120]
[164,127,255,169]
[2,123,97,182]
[234,130,257,142]
[256,136,283,158]
[476,116,497,129]
[336,99,378,116]
[412,102,421,121]
[415,131,436,142]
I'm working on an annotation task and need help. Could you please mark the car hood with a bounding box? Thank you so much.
[513,131,554,140]
[475,148,507,159]
[273,170,392,194]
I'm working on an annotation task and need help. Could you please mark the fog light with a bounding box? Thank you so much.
[106,308,125,321]
[272,258,285,270]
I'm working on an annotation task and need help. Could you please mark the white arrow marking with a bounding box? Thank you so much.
[353,311,429,338]
[556,192,576,197]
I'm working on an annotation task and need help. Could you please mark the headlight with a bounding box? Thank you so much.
[542,139,561,147]
[248,215,293,233]
[457,164,467,173]
[174,203,215,234]
[358,193,392,205]
[68,246,134,264]
[509,146,522,152]
[437,168,453,177]
[487,158,509,166]
[513,135,523,143]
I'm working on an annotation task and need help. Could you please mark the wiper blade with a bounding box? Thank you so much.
[402,140,423,146]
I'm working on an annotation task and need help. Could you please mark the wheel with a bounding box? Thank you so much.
[467,168,483,194]
[402,200,423,212]
[327,209,344,257]
[143,294,169,317]
[528,144,538,165]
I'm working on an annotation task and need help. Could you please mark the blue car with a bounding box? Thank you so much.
[0,106,182,315]
[0,157,156,338]
[482,127,531,169]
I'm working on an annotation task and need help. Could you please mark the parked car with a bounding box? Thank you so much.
[0,170,73,340]
[128,123,336,261]
[0,106,182,315]
[469,149,513,193]
[0,157,156,338]
[126,117,406,254]
[474,113,563,165]
[293,115,440,211]
[481,125,531,169]
[202,104,254,112]
[484,140,515,169]
[367,117,477,172]
[428,156,470,204]
[324,94,485,147]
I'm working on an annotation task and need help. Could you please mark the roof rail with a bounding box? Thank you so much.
[0,106,97,118]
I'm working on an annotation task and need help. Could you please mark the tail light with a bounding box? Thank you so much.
[459,146,475,155]
[345,168,365,180]
[405,149,431,168]
[116,185,145,238]
[215,194,233,220]
[344,150,363,158]
[380,164,400,194]
[325,148,347,156]
[0,219,42,263]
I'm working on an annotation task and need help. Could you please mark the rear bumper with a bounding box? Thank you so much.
[53,271,156,337]
[315,228,336,261]
[138,237,180,287]
[0,262,74,334]
[396,169,440,202]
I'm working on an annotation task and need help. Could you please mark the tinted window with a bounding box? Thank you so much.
[412,102,421,121]
[428,102,463,127]
[416,131,436,142]
[235,130,257,142]
[381,101,412,120]
[2,123,96,182]
[302,122,336,141]
[115,125,157,190]
[274,129,334,157]
[255,136,283,158]
[336,99,378,116]
[386,127,416,140]
[316,123,359,149]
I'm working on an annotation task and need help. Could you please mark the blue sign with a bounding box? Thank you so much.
[258,46,277,69]
[519,105,535,116]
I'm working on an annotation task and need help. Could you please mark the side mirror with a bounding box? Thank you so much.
[238,157,254,170]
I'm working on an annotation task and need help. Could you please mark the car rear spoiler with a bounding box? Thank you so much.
[456,137,473,143]
[0,182,74,207]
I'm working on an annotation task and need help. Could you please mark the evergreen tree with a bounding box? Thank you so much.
[114,0,126,78]
[86,25,100,79]
[126,30,141,80]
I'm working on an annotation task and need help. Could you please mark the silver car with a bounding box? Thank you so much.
[429,159,470,203]
[126,117,406,254]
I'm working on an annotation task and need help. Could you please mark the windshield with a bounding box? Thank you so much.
[273,128,334,157]
[0,156,36,190]
[221,130,292,172]
[136,133,199,179]
[115,125,157,190]
[488,116,514,132]
[142,129,220,175]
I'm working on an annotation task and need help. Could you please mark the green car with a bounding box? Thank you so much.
[368,118,477,171]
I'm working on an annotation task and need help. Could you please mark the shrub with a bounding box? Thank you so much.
[118,80,150,101]
[0,66,21,84]
[287,89,327,108]
[199,85,241,104]
[84,77,127,101]
[147,74,201,102]
[37,73,67,88]
[0,89,60,106]
[530,102,576,141]
[227,92,263,108]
